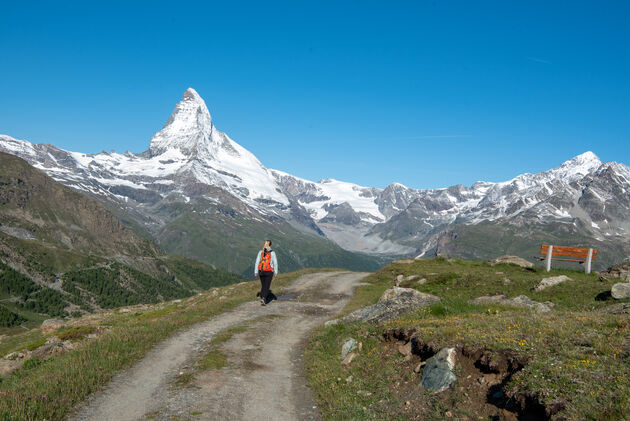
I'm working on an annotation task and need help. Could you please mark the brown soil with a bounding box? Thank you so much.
[382,328,565,421]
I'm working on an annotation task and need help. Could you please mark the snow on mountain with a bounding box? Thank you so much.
[270,169,384,222]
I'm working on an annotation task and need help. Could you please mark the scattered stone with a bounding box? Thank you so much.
[403,275,420,282]
[32,340,76,358]
[470,294,551,312]
[477,377,485,384]
[534,275,571,291]
[611,283,630,299]
[346,375,353,383]
[405,400,410,406]
[495,271,504,275]
[414,361,426,373]
[444,410,453,418]
[342,352,357,366]
[0,360,20,376]
[342,338,358,359]
[419,347,457,393]
[503,278,512,284]
[41,319,65,334]
[600,262,630,281]
[417,278,427,285]
[398,342,412,357]
[490,255,534,268]
[339,287,440,324]
[395,259,415,264]
[357,390,372,396]
[396,274,404,285]
[324,319,340,327]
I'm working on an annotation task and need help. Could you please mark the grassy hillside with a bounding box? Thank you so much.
[0,269,317,421]
[306,258,630,420]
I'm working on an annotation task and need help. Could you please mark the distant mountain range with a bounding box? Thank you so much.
[2,88,629,271]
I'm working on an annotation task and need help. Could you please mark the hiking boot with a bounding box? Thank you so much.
[260,298,266,306]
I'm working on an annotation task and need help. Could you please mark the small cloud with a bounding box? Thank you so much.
[526,56,551,64]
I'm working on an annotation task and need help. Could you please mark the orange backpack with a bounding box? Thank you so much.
[258,251,273,272]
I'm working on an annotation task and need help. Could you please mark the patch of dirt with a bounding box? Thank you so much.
[382,329,565,421]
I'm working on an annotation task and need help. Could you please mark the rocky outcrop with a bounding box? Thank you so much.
[533,275,571,291]
[470,294,552,312]
[601,262,630,281]
[41,318,66,334]
[490,256,534,268]
[337,287,440,324]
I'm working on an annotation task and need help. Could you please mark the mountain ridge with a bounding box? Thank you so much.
[1,88,629,269]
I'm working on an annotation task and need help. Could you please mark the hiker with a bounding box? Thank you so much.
[254,240,278,306]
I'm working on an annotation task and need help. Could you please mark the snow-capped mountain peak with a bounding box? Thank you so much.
[553,150,602,180]
[148,87,214,157]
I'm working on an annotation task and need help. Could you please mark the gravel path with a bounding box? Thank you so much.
[68,271,369,421]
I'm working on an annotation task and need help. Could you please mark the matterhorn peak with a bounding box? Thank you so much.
[182,87,204,102]
[148,88,214,157]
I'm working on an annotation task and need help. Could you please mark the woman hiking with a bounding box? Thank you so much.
[254,240,278,306]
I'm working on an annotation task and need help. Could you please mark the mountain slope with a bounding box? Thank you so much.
[0,152,244,327]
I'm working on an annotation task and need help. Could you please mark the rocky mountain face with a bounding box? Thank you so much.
[1,88,629,271]
[0,152,245,326]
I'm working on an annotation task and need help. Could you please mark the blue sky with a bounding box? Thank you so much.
[1,1,628,189]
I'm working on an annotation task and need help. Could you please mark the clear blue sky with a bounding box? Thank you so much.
[1,1,628,189]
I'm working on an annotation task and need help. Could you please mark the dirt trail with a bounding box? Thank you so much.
[68,271,369,421]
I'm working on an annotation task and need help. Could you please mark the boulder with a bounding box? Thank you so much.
[471,294,551,312]
[379,287,433,303]
[534,275,571,291]
[420,347,457,392]
[490,256,534,268]
[611,283,630,299]
[339,288,440,324]
[41,318,65,334]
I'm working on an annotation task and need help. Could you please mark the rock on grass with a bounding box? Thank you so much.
[534,275,571,291]
[339,287,440,324]
[470,294,552,312]
[611,283,630,299]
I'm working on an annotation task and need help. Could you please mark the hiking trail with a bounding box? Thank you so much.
[68,271,369,421]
